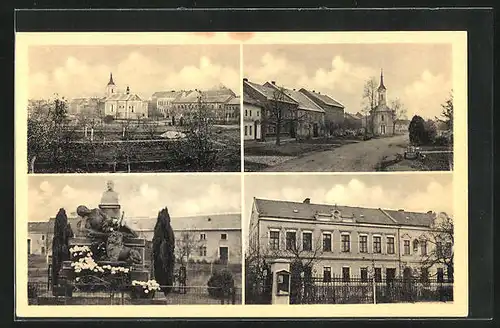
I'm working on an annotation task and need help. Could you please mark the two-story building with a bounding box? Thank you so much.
[394,119,411,134]
[243,91,263,140]
[299,88,345,135]
[28,222,50,256]
[248,197,453,282]
[223,96,241,125]
[150,90,187,119]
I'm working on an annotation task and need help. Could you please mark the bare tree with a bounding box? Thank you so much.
[420,212,454,280]
[260,87,295,146]
[390,97,408,135]
[175,231,203,266]
[361,77,378,134]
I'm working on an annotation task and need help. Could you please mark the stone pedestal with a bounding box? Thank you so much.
[99,204,121,220]
[271,258,291,305]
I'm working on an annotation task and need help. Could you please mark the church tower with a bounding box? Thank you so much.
[377,69,387,106]
[105,73,117,97]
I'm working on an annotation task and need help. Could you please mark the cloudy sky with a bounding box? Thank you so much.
[244,174,453,229]
[244,44,453,120]
[28,45,240,100]
[27,174,241,222]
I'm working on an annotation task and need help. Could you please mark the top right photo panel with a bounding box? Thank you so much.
[243,43,455,172]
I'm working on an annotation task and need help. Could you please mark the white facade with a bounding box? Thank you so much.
[243,103,262,140]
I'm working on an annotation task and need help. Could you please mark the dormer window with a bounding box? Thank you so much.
[293,209,299,213]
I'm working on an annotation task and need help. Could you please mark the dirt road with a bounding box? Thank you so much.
[263,134,409,172]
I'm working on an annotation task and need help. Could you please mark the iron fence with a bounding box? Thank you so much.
[289,276,453,304]
[28,281,241,305]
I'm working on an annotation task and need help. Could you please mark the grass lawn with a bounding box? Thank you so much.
[244,138,357,157]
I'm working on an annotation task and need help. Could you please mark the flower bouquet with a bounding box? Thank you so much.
[130,280,160,299]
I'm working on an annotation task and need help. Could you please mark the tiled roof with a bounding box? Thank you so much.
[395,119,411,125]
[173,89,235,104]
[254,198,433,227]
[225,96,240,105]
[345,112,361,120]
[125,213,242,232]
[152,91,184,99]
[105,93,143,102]
[276,87,325,113]
[28,222,51,234]
[299,89,345,108]
[383,209,434,227]
[243,91,263,106]
[244,80,297,104]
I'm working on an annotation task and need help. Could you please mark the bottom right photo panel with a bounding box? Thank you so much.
[244,173,454,305]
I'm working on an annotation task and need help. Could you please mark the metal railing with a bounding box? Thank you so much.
[28,281,242,305]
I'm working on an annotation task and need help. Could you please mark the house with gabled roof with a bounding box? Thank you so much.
[248,197,453,282]
[299,88,345,135]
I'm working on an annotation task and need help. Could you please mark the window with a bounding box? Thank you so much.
[381,115,384,121]
[257,111,260,116]
[437,268,444,283]
[286,231,296,251]
[221,233,227,240]
[41,246,45,254]
[200,233,206,240]
[323,267,332,283]
[373,236,382,253]
[342,267,350,282]
[421,240,427,256]
[404,240,410,255]
[302,232,312,251]
[387,236,395,254]
[245,110,248,116]
[341,233,350,252]
[413,239,420,252]
[374,268,382,282]
[249,126,253,136]
[27,239,31,255]
[322,233,332,252]
[249,110,252,116]
[360,267,368,282]
[359,235,368,253]
[244,126,248,136]
[420,268,429,282]
[41,235,45,241]
[199,246,207,256]
[269,231,280,250]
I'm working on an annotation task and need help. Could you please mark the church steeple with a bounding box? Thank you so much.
[377,68,387,106]
[105,73,117,97]
[107,73,115,86]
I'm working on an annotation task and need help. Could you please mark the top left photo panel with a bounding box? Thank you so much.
[18,38,242,174]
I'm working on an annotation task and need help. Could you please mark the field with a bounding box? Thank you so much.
[30,123,241,173]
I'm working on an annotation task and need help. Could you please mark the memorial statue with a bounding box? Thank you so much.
[101,180,119,206]
[106,231,142,265]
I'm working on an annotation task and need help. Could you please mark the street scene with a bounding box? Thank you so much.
[244,174,454,305]
[27,45,241,173]
[243,44,453,172]
[27,175,242,305]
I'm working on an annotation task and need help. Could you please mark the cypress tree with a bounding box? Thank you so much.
[152,207,175,296]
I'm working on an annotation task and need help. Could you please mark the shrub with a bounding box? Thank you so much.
[207,269,234,298]
[103,115,114,124]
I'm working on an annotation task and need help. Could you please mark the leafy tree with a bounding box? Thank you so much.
[152,207,175,296]
[207,269,235,299]
[437,91,453,131]
[51,208,73,291]
[424,119,437,143]
[408,115,427,146]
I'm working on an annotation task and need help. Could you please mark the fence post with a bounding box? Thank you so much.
[372,276,377,304]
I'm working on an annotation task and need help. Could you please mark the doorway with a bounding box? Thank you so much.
[219,246,228,264]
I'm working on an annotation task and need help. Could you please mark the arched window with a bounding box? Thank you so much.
[413,239,420,252]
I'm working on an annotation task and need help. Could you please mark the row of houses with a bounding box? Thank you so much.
[243,71,412,141]
[151,85,240,124]
[248,197,453,282]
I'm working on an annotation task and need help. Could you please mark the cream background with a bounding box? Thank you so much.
[16,31,467,318]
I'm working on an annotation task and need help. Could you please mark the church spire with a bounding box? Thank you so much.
[107,72,115,86]
[378,68,386,91]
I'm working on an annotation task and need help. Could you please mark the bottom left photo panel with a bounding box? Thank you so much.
[25,174,242,305]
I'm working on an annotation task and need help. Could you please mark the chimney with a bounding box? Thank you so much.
[126,86,130,94]
[271,81,276,85]
[243,78,248,82]
[303,198,311,204]
[427,210,433,214]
